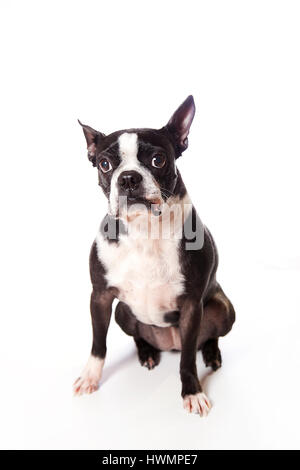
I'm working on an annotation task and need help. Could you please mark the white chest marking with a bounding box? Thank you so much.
[96,232,185,327]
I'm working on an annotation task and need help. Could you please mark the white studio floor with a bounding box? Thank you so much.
[1,260,299,450]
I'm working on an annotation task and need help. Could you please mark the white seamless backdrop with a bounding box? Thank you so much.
[0,0,299,450]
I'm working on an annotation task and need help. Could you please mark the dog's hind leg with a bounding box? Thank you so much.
[115,301,138,336]
[202,338,222,371]
[115,301,161,370]
[200,285,235,370]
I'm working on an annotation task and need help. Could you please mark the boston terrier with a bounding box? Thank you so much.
[73,96,235,416]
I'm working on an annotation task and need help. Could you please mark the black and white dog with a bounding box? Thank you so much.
[74,96,235,416]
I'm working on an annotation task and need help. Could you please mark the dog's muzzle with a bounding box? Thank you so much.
[117,170,143,198]
[115,169,162,217]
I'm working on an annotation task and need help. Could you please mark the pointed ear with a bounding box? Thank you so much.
[78,120,105,166]
[166,95,195,156]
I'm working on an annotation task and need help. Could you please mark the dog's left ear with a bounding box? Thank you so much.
[166,95,195,156]
[78,120,105,167]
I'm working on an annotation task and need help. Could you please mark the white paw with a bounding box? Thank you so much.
[183,392,212,417]
[73,356,104,396]
[73,376,100,395]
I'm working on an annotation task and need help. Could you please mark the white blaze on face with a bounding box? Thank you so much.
[109,132,161,216]
[119,132,139,165]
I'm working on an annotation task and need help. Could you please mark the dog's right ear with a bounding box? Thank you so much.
[78,120,105,167]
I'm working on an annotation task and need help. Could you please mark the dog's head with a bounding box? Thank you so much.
[79,96,195,217]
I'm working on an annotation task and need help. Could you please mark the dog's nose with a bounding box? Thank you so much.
[117,171,142,192]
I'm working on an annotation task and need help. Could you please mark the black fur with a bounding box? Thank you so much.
[78,96,236,406]
[163,311,180,325]
[89,242,117,359]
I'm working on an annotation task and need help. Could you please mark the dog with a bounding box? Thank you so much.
[73,96,235,416]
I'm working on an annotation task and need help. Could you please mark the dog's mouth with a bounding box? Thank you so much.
[117,195,163,218]
[147,197,163,216]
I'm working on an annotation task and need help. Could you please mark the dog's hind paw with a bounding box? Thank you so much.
[202,338,222,371]
[135,338,160,370]
[142,356,157,370]
[183,392,212,417]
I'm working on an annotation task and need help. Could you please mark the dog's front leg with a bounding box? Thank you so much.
[73,288,115,396]
[179,298,212,416]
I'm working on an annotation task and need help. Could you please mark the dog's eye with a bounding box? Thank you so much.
[152,155,166,168]
[99,159,112,173]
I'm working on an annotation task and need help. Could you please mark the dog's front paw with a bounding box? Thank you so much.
[183,392,212,417]
[73,376,99,395]
[73,355,104,396]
